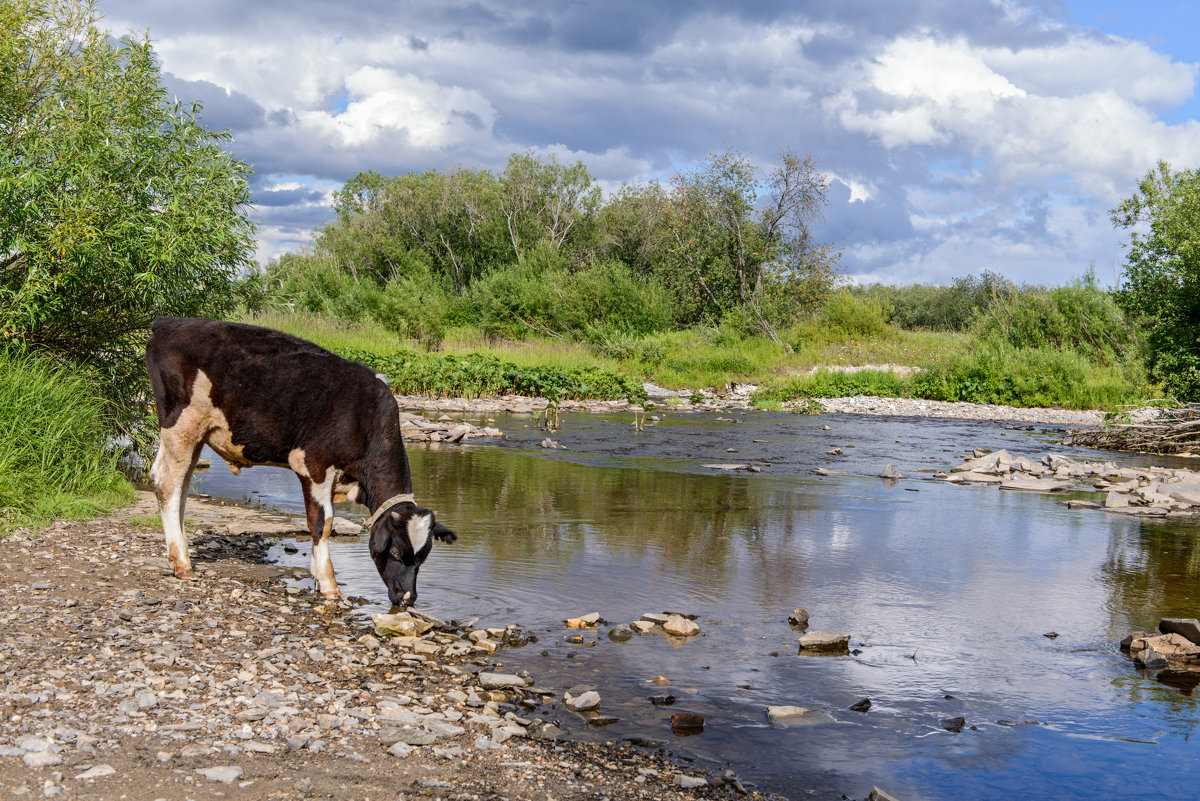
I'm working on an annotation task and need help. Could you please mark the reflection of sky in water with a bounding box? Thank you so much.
[190,410,1200,800]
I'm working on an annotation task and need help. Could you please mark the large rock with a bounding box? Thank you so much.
[798,631,850,654]
[1160,618,1200,646]
[1000,478,1073,493]
[766,706,828,726]
[951,450,1011,474]
[662,615,700,637]
[477,672,526,690]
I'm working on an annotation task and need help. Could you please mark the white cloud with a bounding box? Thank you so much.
[827,34,1200,202]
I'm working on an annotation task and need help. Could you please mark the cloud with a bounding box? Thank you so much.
[93,0,1200,286]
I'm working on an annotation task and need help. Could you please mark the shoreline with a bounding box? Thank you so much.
[393,392,1107,428]
[0,493,729,800]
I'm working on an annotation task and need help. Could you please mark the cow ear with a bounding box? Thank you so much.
[432,522,457,543]
[368,522,389,565]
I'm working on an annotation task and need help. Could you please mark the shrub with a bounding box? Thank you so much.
[0,349,132,530]
[820,290,892,337]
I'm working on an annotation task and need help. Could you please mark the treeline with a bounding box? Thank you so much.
[251,149,840,348]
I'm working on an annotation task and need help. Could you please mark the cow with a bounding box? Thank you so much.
[144,317,456,607]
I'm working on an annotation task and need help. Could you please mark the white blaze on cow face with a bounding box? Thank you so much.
[408,513,432,555]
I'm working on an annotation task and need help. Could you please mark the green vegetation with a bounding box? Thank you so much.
[1,0,256,438]
[0,350,132,532]
[1111,160,1200,400]
[253,148,839,347]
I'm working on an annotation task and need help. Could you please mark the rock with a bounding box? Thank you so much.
[940,716,966,733]
[22,751,61,768]
[670,712,704,735]
[74,765,115,780]
[662,615,700,637]
[1121,629,1162,649]
[797,631,851,654]
[999,478,1073,492]
[850,697,872,712]
[767,705,822,725]
[878,465,903,479]
[649,694,676,706]
[477,672,526,690]
[631,620,657,634]
[195,766,243,783]
[565,690,601,711]
[640,612,671,625]
[386,742,414,758]
[675,775,708,789]
[540,438,565,449]
[607,624,634,642]
[1160,618,1200,646]
[379,726,437,746]
[702,463,753,471]
[1104,490,1130,509]
[951,449,1011,474]
[565,612,601,629]
[787,608,810,626]
[869,787,904,801]
[1129,633,1200,663]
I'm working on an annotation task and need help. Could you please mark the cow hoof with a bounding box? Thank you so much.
[174,569,198,581]
[321,591,342,600]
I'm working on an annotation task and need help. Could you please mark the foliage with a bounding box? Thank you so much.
[0,348,132,531]
[970,273,1139,367]
[851,271,1013,331]
[342,348,646,404]
[1111,160,1200,400]
[909,344,1145,410]
[0,0,256,437]
[661,148,838,337]
[820,289,892,338]
[268,147,841,341]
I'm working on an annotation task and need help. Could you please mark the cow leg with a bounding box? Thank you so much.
[150,432,203,579]
[300,471,341,600]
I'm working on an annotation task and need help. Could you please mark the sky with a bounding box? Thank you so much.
[94,0,1200,287]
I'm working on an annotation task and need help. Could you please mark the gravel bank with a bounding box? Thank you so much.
[394,392,1105,428]
[0,493,729,800]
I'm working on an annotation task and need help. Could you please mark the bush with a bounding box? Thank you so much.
[0,350,132,530]
[820,290,892,337]
[970,275,1139,366]
[342,349,646,403]
[852,271,1013,331]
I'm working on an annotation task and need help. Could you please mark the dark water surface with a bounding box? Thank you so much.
[190,410,1200,800]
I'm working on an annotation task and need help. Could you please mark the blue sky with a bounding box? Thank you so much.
[95,1,1200,287]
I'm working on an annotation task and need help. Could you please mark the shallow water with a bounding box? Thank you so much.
[189,410,1200,800]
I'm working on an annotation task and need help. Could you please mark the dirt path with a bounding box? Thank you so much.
[0,494,735,800]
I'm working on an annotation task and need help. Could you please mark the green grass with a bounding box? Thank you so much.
[0,349,134,532]
[235,310,1150,411]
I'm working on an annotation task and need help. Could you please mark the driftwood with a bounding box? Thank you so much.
[1072,402,1200,455]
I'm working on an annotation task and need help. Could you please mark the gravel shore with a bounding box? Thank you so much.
[0,493,726,801]
[394,391,1106,429]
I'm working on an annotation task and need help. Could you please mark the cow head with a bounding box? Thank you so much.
[368,502,456,608]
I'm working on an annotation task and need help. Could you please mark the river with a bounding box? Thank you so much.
[190,408,1200,800]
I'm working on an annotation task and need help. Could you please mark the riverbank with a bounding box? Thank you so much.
[393,391,1108,428]
[0,492,728,801]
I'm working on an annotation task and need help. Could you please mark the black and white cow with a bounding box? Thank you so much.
[144,317,455,607]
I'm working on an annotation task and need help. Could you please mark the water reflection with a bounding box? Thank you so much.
[190,411,1200,800]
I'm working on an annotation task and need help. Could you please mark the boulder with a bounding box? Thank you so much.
[951,450,1011,474]
[662,615,700,637]
[787,608,810,626]
[477,672,527,690]
[878,465,903,479]
[565,612,601,629]
[999,478,1073,493]
[798,631,850,654]
[1160,618,1200,646]
[766,705,826,726]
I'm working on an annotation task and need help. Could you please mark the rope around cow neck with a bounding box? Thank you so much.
[364,493,416,529]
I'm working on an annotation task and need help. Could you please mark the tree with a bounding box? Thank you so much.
[661,149,838,337]
[0,0,256,433]
[1111,160,1200,399]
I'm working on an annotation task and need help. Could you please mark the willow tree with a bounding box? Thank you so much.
[0,0,255,433]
